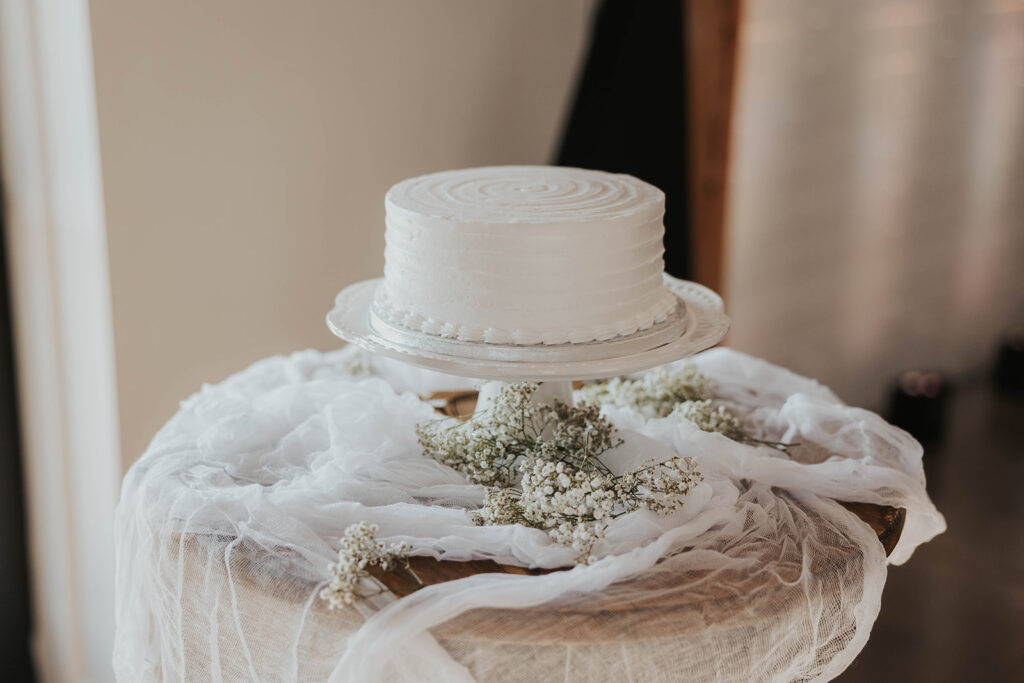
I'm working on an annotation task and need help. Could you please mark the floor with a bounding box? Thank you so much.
[837,380,1024,682]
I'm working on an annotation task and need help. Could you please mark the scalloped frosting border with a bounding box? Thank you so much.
[371,287,680,346]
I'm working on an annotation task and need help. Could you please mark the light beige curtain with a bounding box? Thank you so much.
[0,0,121,680]
[726,0,1024,408]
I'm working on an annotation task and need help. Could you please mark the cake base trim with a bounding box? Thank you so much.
[368,294,687,363]
[371,287,680,346]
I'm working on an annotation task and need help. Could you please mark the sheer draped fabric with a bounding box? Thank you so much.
[114,347,943,681]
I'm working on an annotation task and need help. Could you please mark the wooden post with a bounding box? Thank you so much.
[684,0,743,297]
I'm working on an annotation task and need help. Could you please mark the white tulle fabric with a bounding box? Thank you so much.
[113,347,945,682]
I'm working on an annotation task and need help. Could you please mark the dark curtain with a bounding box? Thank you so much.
[0,179,35,681]
[556,0,691,278]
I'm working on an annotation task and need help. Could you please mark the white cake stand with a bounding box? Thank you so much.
[327,274,730,408]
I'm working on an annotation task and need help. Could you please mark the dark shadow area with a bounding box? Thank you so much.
[839,379,1024,682]
[0,176,35,681]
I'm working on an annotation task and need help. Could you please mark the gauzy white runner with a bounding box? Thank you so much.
[113,347,944,682]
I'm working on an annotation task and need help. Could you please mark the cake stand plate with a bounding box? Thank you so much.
[326,275,730,381]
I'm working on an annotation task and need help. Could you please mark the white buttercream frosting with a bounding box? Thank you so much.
[376,166,679,345]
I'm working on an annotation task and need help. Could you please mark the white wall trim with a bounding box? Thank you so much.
[0,0,120,681]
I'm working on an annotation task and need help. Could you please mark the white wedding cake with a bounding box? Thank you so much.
[373,166,679,345]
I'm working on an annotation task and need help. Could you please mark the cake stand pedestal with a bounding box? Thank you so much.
[475,379,574,414]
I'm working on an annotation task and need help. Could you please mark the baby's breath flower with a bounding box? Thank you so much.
[616,456,703,515]
[421,382,705,564]
[577,365,711,417]
[673,399,796,454]
[319,522,411,609]
[579,368,796,455]
[474,454,703,562]
[474,489,528,526]
[674,400,745,440]
[417,383,621,487]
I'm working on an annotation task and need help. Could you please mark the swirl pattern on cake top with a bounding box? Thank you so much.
[376,166,679,345]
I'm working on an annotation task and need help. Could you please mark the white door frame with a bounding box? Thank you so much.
[0,0,121,681]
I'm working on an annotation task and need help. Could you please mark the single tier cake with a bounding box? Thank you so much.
[374,166,679,345]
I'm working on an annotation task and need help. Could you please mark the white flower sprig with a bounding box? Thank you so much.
[673,399,746,440]
[417,383,621,487]
[673,399,797,454]
[418,383,703,563]
[320,522,412,609]
[580,367,797,455]
[576,365,711,418]
[475,455,703,561]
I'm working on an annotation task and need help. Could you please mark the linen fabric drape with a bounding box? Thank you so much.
[114,346,943,682]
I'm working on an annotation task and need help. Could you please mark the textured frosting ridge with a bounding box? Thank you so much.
[376,166,678,345]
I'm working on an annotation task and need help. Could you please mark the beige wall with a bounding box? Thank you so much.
[90,1,590,469]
